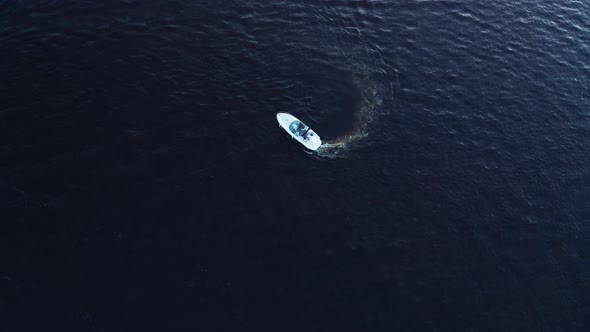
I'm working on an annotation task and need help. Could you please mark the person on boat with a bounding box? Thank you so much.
[297,123,307,136]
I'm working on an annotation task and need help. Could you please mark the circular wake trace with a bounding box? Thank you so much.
[316,80,384,158]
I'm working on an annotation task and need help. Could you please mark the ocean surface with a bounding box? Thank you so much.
[1,1,590,331]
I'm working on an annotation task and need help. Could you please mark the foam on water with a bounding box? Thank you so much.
[317,76,385,158]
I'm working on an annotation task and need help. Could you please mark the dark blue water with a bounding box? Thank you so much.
[2,1,590,331]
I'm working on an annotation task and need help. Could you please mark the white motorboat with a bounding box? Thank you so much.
[276,113,322,150]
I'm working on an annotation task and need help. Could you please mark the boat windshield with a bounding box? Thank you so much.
[289,121,308,136]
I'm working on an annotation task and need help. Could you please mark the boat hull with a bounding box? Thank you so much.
[276,113,322,150]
